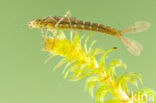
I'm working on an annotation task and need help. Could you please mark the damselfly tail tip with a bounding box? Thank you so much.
[119,35,143,56]
[120,21,150,34]
[134,21,150,32]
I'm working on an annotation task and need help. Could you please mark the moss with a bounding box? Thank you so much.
[40,30,156,103]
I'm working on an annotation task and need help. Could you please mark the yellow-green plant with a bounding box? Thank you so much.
[41,30,155,103]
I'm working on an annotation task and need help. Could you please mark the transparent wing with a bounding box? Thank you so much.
[120,21,150,34]
[119,36,143,56]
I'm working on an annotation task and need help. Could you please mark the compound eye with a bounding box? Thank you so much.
[28,21,35,28]
[28,22,32,28]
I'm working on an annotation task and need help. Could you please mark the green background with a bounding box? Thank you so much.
[0,0,155,103]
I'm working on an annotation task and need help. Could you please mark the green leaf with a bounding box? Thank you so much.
[44,53,56,64]
[73,33,80,45]
[62,59,76,74]
[89,48,104,56]
[58,30,66,39]
[84,33,93,53]
[70,68,93,81]
[72,72,92,81]
[53,58,66,70]
[96,84,109,103]
[117,72,142,91]
[70,30,73,41]
[99,47,118,68]
[85,76,100,97]
[108,60,127,69]
[107,60,127,80]
[64,65,77,79]
[69,65,85,81]
[88,40,96,54]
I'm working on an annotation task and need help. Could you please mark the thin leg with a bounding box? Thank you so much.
[50,11,75,48]
[45,29,48,37]
[55,10,75,41]
[41,29,46,41]
[53,10,73,45]
[54,10,71,28]
[66,11,75,37]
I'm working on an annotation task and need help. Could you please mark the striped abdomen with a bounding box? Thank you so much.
[41,16,120,36]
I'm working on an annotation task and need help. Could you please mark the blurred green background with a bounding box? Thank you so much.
[0,0,156,103]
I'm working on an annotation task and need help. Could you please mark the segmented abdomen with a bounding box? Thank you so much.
[43,16,120,36]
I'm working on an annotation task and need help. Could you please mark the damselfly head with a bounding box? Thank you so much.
[28,19,40,29]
